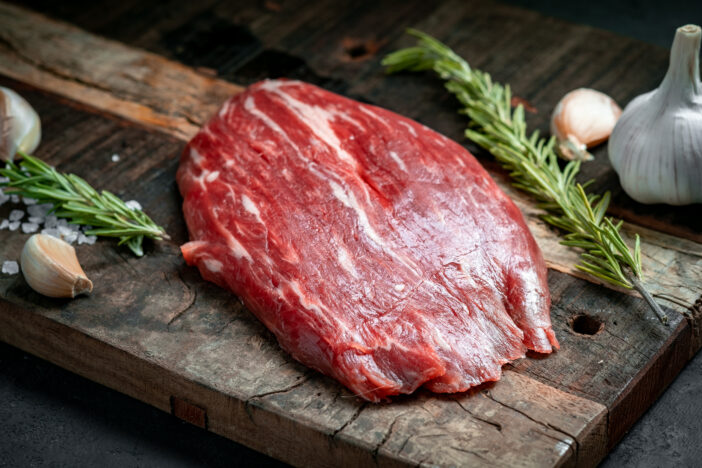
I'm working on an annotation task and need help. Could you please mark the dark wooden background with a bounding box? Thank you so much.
[1,0,701,466]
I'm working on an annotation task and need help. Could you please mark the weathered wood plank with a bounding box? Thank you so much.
[0,77,691,467]
[0,2,242,141]
[0,1,699,320]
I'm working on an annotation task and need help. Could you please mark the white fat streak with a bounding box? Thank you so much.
[329,181,383,247]
[358,106,390,130]
[225,232,252,261]
[259,81,355,165]
[244,95,299,152]
[241,194,262,222]
[514,266,542,316]
[218,98,233,118]
[205,171,220,183]
[190,148,203,165]
[203,259,223,273]
[288,279,325,315]
[329,180,420,272]
[399,121,417,136]
[336,245,357,277]
[430,319,452,350]
[388,151,407,172]
[394,284,405,292]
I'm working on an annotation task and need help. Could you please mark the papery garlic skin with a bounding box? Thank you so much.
[0,86,42,162]
[608,25,702,205]
[21,234,93,298]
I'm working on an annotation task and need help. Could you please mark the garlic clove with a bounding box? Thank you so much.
[0,86,42,162]
[550,88,622,161]
[20,234,93,298]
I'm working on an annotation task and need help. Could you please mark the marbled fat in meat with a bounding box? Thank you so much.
[177,79,559,402]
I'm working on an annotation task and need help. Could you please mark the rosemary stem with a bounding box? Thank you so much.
[627,271,669,326]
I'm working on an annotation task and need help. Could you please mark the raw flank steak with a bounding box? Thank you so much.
[177,80,559,402]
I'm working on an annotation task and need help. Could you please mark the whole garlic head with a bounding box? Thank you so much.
[551,88,622,161]
[0,86,41,162]
[608,24,702,205]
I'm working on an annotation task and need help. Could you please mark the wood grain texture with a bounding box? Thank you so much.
[0,74,685,468]
[0,2,242,141]
[0,1,699,317]
[1,0,701,466]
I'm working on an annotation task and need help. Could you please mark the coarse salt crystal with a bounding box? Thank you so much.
[77,233,97,245]
[22,197,37,205]
[10,194,19,203]
[9,209,24,222]
[0,220,8,230]
[28,216,44,224]
[111,153,120,162]
[2,261,19,275]
[8,221,20,231]
[0,191,9,206]
[44,215,58,229]
[28,203,52,218]
[21,222,39,234]
[63,231,78,244]
[0,176,9,184]
[41,228,61,239]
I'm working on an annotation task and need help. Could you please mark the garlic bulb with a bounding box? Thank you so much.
[551,88,622,161]
[21,234,93,298]
[0,86,41,162]
[608,24,702,205]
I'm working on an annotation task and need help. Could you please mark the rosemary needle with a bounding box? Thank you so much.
[0,152,169,256]
[383,29,668,325]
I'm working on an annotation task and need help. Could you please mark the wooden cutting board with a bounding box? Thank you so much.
[1,2,701,466]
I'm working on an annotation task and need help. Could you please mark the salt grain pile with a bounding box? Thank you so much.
[0,188,98,245]
[1,185,99,275]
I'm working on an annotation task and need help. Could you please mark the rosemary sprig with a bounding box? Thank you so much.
[383,29,668,325]
[0,152,169,256]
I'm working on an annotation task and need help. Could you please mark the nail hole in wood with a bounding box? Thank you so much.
[341,38,385,61]
[346,43,368,59]
[570,314,604,336]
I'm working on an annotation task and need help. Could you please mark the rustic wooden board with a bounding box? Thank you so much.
[1,1,701,466]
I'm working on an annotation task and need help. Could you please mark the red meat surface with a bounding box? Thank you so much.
[177,79,559,402]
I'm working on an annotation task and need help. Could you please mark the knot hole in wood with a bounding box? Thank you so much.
[570,313,604,336]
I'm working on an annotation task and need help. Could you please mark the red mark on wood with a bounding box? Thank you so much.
[264,1,282,12]
[341,37,387,61]
[171,396,207,429]
[511,96,537,114]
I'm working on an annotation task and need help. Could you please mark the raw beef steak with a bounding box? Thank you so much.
[177,79,559,402]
